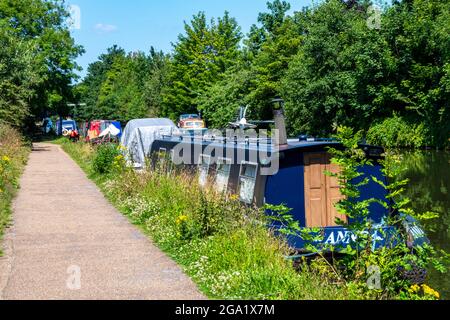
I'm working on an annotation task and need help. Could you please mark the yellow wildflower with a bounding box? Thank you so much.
[229,194,239,201]
[422,284,440,299]
[176,215,189,225]
[2,155,10,163]
[409,284,421,293]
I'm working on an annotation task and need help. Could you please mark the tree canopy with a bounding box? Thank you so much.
[0,0,84,128]
[3,0,448,148]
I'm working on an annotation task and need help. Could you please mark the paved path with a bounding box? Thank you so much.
[0,143,204,300]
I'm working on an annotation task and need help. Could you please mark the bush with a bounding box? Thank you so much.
[91,143,122,175]
[366,115,429,149]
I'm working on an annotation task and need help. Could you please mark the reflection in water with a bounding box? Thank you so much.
[396,151,450,299]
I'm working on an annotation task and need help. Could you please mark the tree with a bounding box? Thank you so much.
[246,0,292,55]
[0,23,43,126]
[279,0,449,147]
[281,0,394,136]
[0,0,84,124]
[77,46,170,122]
[162,11,242,120]
[71,0,450,148]
[197,64,256,128]
[76,45,126,121]
[247,8,306,121]
[143,48,171,118]
[199,1,305,126]
[380,0,450,147]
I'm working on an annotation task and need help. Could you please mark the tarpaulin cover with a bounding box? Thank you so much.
[88,120,122,140]
[56,120,77,136]
[88,121,101,140]
[111,121,122,138]
[120,118,178,167]
[99,123,121,138]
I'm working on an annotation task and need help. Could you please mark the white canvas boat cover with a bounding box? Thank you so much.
[99,123,121,138]
[120,118,178,167]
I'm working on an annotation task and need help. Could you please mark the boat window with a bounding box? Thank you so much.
[185,121,203,128]
[239,162,258,204]
[215,157,232,193]
[198,154,211,188]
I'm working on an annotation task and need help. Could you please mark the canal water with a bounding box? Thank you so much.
[398,150,450,299]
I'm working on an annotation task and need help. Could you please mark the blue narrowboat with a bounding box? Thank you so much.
[143,103,428,253]
[149,135,427,253]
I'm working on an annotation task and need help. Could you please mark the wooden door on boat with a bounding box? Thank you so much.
[304,153,346,227]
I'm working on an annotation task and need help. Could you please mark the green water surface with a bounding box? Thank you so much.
[399,150,450,299]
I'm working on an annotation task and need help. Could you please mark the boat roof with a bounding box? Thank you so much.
[158,134,343,152]
[156,134,385,161]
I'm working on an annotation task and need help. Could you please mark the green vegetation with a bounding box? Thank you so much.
[321,127,446,299]
[1,0,449,143]
[91,143,123,175]
[75,0,450,149]
[366,115,428,149]
[2,0,445,148]
[0,0,447,301]
[0,0,83,129]
[0,124,30,254]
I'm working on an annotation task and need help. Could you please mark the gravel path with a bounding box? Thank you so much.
[0,143,204,300]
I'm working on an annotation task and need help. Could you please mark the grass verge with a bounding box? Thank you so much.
[0,124,30,255]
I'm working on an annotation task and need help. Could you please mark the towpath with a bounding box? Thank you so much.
[0,143,204,300]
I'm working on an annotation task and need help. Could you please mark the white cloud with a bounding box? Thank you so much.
[94,23,118,33]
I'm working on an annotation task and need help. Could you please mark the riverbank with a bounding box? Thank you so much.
[0,124,30,255]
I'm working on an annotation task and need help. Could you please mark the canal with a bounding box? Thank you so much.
[399,150,449,299]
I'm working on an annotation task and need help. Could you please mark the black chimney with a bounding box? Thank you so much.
[271,98,288,146]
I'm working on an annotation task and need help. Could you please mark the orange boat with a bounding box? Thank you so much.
[178,114,207,134]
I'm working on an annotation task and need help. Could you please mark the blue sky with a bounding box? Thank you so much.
[69,0,314,79]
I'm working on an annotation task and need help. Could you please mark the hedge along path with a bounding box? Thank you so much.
[0,143,204,300]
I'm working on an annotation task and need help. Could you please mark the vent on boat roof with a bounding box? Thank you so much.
[298,135,337,143]
[271,98,288,146]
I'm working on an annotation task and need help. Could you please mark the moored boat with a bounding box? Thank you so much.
[120,103,429,253]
